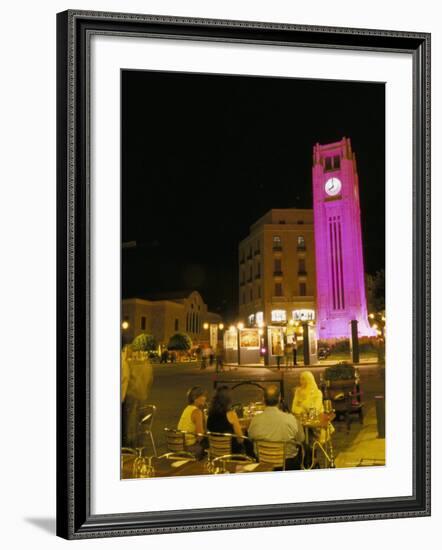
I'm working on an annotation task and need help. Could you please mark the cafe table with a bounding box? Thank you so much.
[122,455,274,479]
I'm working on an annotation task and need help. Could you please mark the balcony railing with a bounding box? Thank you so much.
[272,245,283,252]
[298,270,307,276]
[297,245,306,251]
[273,270,283,277]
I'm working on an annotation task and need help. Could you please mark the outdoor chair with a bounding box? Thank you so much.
[163,427,206,460]
[137,404,157,456]
[255,440,287,470]
[206,431,250,461]
[327,380,363,432]
[323,364,364,433]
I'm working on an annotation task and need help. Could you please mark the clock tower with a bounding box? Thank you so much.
[312,137,375,339]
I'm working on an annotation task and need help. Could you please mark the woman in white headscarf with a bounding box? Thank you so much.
[292,371,324,416]
[292,370,334,445]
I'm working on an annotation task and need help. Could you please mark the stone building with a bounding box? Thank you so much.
[238,209,316,327]
[122,290,222,347]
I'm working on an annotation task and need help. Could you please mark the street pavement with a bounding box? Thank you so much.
[143,361,386,464]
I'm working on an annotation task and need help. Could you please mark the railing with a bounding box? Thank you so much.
[273,270,283,276]
[272,245,283,252]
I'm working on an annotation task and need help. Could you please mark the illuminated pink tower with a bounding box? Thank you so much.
[312,137,375,339]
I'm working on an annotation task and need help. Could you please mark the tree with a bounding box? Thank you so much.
[131,333,157,352]
[168,332,192,351]
[366,269,385,313]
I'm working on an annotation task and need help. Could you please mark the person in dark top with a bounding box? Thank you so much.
[207,385,245,454]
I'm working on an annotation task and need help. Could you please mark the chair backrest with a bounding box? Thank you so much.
[138,404,156,431]
[255,440,286,469]
[207,431,233,459]
[164,428,187,452]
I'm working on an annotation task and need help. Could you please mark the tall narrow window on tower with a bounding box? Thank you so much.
[312,137,376,339]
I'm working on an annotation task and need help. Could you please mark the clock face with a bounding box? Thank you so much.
[324,177,342,196]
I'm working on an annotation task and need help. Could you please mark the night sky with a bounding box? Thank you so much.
[122,70,385,321]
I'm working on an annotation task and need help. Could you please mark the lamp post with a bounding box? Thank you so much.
[236,322,244,366]
[121,319,130,347]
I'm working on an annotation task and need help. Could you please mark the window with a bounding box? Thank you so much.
[325,155,340,171]
[255,262,261,278]
[248,313,255,326]
[174,318,179,331]
[271,309,286,322]
[140,316,146,330]
[256,311,264,325]
[249,288,253,301]
[275,283,283,296]
[274,258,282,274]
[297,235,306,250]
[272,235,282,250]
[299,282,307,296]
[298,259,306,274]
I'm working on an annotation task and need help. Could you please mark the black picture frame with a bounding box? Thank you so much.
[56,10,431,540]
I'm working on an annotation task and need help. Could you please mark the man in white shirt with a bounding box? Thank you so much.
[248,384,304,469]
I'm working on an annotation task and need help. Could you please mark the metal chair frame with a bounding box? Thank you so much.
[137,404,157,456]
[210,453,256,473]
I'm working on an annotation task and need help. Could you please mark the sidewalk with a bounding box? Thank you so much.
[334,405,385,468]
[223,359,380,369]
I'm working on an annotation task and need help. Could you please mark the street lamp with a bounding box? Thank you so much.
[121,320,129,331]
[203,322,209,330]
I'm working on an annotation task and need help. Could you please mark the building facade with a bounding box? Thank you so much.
[122,290,222,347]
[312,137,375,338]
[238,209,316,327]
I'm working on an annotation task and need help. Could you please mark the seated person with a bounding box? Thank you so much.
[248,385,304,470]
[291,371,324,416]
[207,385,245,454]
[177,386,207,459]
[292,371,334,446]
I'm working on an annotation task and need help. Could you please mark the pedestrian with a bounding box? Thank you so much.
[285,343,293,368]
[293,338,298,366]
[122,350,154,448]
[209,348,215,367]
[274,341,283,370]
[216,347,225,373]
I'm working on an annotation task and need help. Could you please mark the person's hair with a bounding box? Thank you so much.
[187,386,206,404]
[208,385,232,416]
[264,384,281,407]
